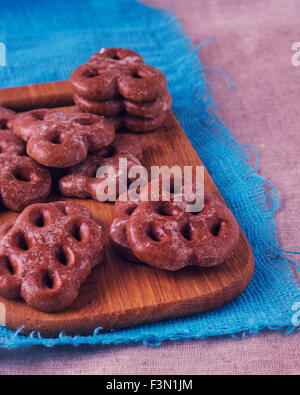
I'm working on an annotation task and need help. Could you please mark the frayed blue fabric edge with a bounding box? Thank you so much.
[2,325,300,349]
[0,8,300,349]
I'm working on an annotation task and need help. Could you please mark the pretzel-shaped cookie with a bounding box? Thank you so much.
[0,107,25,155]
[0,108,52,211]
[72,105,167,133]
[73,91,172,119]
[89,47,144,65]
[0,202,104,312]
[17,111,116,168]
[110,182,240,270]
[0,130,25,156]
[70,48,167,102]
[0,154,52,211]
[12,109,56,142]
[109,191,142,263]
[59,133,145,201]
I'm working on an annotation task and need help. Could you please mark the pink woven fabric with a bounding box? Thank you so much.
[0,0,299,375]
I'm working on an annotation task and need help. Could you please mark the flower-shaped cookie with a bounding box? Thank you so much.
[0,108,52,212]
[13,111,115,168]
[0,202,104,312]
[59,133,145,202]
[110,182,240,270]
[70,48,168,103]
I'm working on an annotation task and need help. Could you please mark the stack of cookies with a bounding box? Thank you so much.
[70,48,172,132]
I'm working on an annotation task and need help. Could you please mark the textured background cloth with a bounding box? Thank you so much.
[0,0,299,374]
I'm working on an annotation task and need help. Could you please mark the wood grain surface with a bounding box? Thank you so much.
[0,81,254,337]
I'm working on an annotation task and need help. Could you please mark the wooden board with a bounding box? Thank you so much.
[0,81,254,337]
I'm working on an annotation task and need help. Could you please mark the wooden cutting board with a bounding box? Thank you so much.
[0,81,254,337]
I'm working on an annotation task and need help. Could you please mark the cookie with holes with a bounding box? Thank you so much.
[109,190,142,263]
[0,154,52,211]
[0,107,26,156]
[89,47,144,67]
[22,111,115,168]
[72,105,167,133]
[124,183,240,270]
[0,127,25,156]
[73,91,172,119]
[0,107,17,131]
[12,109,56,142]
[0,201,104,312]
[109,181,193,264]
[0,112,51,211]
[59,133,146,202]
[122,112,167,133]
[70,48,167,102]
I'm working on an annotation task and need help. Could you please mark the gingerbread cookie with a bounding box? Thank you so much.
[70,48,167,102]
[123,91,172,119]
[0,130,25,156]
[73,91,172,119]
[123,112,167,132]
[127,187,239,270]
[19,111,116,168]
[89,47,144,66]
[59,133,145,201]
[110,181,240,270]
[0,201,104,312]
[109,191,141,263]
[0,154,52,212]
[12,109,56,142]
[70,48,167,103]
[72,106,167,133]
[73,93,124,117]
[0,109,51,211]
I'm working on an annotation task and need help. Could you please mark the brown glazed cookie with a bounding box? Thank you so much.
[0,113,51,211]
[0,130,25,156]
[70,48,167,102]
[89,47,144,66]
[0,201,104,312]
[71,106,123,131]
[59,133,145,202]
[123,91,172,119]
[0,107,17,131]
[73,91,172,119]
[0,107,26,156]
[12,109,56,142]
[0,154,52,212]
[122,112,167,133]
[117,64,168,103]
[73,93,124,117]
[72,106,166,133]
[121,183,240,270]
[109,191,141,263]
[24,111,115,168]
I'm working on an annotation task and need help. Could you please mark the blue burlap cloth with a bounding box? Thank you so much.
[0,0,299,348]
